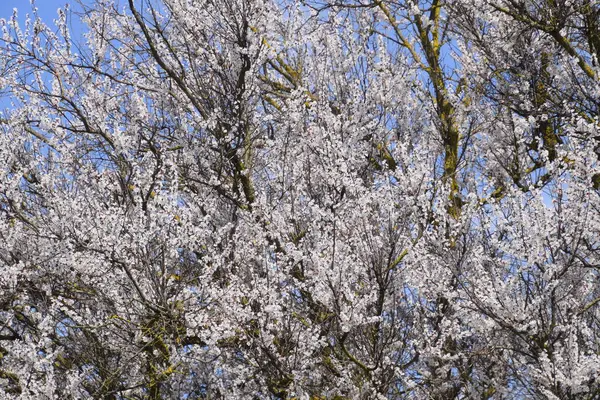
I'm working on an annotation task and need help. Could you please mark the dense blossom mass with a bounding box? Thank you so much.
[0,0,599,398]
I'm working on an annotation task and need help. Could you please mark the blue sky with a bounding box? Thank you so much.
[0,0,85,38]
[1,0,71,21]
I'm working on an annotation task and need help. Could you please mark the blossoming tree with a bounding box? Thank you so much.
[0,0,599,398]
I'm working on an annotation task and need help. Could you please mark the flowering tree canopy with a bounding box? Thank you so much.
[0,0,599,398]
